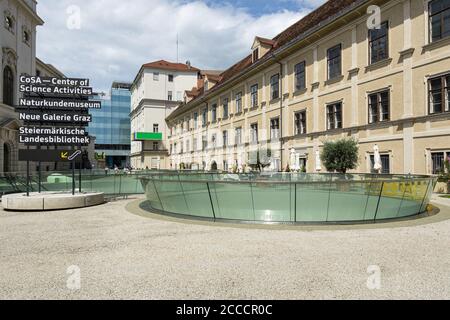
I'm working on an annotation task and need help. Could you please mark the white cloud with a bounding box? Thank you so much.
[36,0,311,92]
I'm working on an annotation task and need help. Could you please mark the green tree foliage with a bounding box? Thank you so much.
[438,159,450,183]
[321,138,359,174]
[248,147,272,172]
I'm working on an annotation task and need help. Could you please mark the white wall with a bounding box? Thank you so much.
[130,66,198,168]
[0,0,37,104]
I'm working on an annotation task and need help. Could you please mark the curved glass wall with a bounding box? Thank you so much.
[140,173,437,224]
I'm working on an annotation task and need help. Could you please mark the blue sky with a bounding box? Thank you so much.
[204,0,309,15]
[36,0,326,92]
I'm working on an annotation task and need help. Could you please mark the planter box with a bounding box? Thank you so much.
[434,181,449,194]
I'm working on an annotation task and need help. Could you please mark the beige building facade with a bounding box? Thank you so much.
[167,0,450,175]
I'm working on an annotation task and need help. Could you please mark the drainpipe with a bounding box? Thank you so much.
[271,53,284,171]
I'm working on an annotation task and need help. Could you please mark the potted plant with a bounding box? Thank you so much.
[321,138,359,192]
[248,147,272,172]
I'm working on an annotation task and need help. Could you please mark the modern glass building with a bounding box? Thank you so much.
[89,82,131,169]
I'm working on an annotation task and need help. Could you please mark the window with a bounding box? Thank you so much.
[212,104,217,122]
[170,144,173,154]
[202,108,207,126]
[236,92,242,113]
[186,140,190,153]
[3,66,14,106]
[186,117,190,131]
[250,123,258,143]
[168,74,174,82]
[23,29,31,45]
[270,74,280,100]
[194,112,198,128]
[193,138,198,151]
[253,48,259,62]
[174,143,177,154]
[369,21,389,64]
[180,141,184,154]
[223,161,229,171]
[326,102,343,130]
[235,127,242,145]
[251,84,258,107]
[295,62,306,91]
[327,44,342,80]
[168,91,173,101]
[202,136,208,151]
[153,72,159,81]
[152,142,159,151]
[431,152,446,174]
[368,90,390,123]
[270,118,280,140]
[212,134,217,148]
[429,0,450,42]
[4,13,14,33]
[223,130,228,147]
[429,74,450,114]
[294,111,307,135]
[299,157,307,171]
[223,98,229,118]
[370,154,391,174]
[177,91,182,101]
[153,124,159,133]
[202,108,208,127]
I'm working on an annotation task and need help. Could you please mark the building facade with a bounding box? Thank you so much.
[0,0,43,174]
[89,82,132,169]
[167,0,450,175]
[130,60,201,170]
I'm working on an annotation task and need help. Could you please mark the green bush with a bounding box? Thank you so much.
[248,148,272,172]
[438,159,450,183]
[321,138,359,174]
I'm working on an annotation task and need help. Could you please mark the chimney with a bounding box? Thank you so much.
[186,60,191,69]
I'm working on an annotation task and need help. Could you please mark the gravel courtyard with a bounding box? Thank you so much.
[1,195,449,300]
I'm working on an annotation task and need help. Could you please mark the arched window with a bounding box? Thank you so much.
[3,66,14,106]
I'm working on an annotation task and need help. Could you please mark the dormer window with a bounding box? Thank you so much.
[252,36,275,63]
[252,48,259,63]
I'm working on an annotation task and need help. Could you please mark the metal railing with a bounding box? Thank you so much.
[139,172,438,224]
[0,170,147,197]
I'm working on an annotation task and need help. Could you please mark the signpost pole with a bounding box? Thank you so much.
[72,160,75,195]
[79,159,82,193]
[26,161,30,197]
[17,76,99,197]
[38,161,41,193]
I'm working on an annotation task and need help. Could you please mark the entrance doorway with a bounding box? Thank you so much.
[3,143,11,173]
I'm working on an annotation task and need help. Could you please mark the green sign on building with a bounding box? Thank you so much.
[133,132,163,141]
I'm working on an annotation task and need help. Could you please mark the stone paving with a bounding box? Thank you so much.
[0,195,449,300]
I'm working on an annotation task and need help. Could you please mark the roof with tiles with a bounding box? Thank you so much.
[142,60,200,72]
[171,0,363,117]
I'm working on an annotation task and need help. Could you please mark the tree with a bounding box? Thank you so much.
[321,138,359,174]
[438,159,450,194]
[248,147,272,172]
